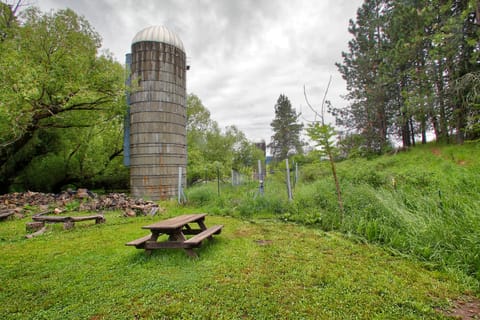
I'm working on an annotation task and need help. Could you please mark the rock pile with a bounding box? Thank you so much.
[0,190,162,219]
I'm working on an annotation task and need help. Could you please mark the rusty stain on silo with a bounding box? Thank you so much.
[128,26,187,200]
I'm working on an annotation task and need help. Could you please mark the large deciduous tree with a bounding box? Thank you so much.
[269,94,304,161]
[0,5,126,192]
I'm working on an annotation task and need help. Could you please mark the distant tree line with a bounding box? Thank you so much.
[186,94,264,185]
[335,0,479,154]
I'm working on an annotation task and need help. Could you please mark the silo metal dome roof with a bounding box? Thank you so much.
[132,25,185,52]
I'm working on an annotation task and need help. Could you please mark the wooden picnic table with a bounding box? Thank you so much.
[126,213,223,258]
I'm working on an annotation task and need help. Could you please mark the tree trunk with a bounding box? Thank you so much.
[401,110,411,148]
[409,117,416,147]
[421,116,427,144]
[326,145,343,215]
[455,106,466,144]
[434,60,449,143]
[431,115,440,140]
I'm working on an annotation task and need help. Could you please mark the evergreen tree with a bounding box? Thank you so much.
[269,94,303,161]
[335,0,394,154]
[336,0,479,153]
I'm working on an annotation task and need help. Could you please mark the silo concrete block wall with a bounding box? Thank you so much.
[129,35,187,200]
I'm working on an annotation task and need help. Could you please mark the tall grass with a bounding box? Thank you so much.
[185,142,480,284]
[291,143,480,282]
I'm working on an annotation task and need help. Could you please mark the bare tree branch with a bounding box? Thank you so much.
[303,76,333,125]
[298,105,316,124]
[303,85,321,123]
[320,75,332,125]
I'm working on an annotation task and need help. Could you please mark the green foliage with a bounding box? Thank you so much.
[337,133,371,159]
[306,121,344,212]
[306,122,337,157]
[185,178,291,219]
[288,143,480,281]
[237,193,289,217]
[186,94,263,185]
[185,183,217,206]
[64,199,80,211]
[0,6,126,192]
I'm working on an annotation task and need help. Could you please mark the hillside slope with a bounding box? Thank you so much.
[290,142,480,284]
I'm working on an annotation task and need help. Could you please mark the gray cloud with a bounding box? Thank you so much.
[34,0,362,143]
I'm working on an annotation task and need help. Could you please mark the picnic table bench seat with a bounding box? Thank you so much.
[125,234,154,248]
[184,225,223,247]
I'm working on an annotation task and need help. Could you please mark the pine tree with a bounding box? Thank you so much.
[335,0,393,154]
[269,94,303,161]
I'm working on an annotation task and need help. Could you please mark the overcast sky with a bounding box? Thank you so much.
[34,0,363,143]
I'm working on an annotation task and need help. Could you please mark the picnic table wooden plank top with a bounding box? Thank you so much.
[142,213,207,231]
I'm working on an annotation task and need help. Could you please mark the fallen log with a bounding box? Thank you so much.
[25,226,48,239]
[70,215,105,223]
[0,211,14,221]
[26,221,45,232]
[32,215,71,223]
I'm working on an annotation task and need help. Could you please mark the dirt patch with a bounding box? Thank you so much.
[233,226,256,237]
[255,240,273,246]
[430,148,469,166]
[440,296,480,319]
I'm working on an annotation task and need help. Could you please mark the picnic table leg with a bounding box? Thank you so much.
[168,230,199,258]
[197,219,207,231]
[145,232,160,255]
[169,230,186,242]
[150,232,160,242]
[185,248,198,258]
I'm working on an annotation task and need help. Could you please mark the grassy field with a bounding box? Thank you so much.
[187,142,480,286]
[0,210,473,319]
[1,142,479,318]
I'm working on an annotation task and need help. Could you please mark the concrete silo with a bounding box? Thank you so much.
[127,25,187,200]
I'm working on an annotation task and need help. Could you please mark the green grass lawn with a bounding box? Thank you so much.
[0,211,471,319]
